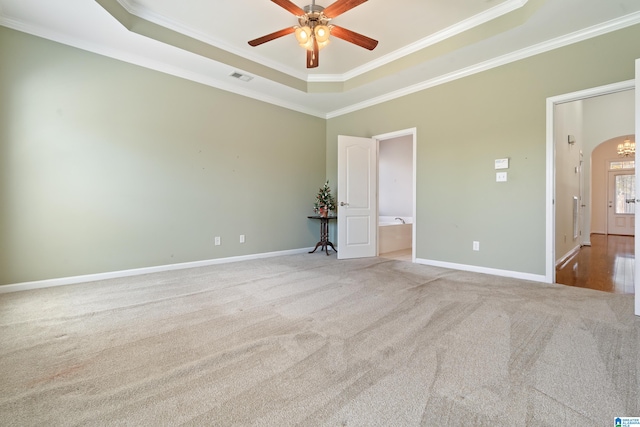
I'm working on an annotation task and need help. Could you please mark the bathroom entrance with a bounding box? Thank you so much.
[377,129,416,261]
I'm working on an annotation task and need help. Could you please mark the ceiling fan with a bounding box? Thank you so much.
[248,0,378,68]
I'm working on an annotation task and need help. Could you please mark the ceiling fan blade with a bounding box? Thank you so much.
[271,0,305,16]
[330,25,378,50]
[306,38,319,68]
[248,27,296,47]
[323,0,367,18]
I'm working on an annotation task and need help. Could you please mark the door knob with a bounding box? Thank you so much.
[340,201,349,206]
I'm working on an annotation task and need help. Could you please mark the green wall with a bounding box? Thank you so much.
[0,27,326,285]
[327,24,640,276]
[2,22,640,285]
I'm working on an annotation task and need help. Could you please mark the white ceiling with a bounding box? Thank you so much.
[1,0,640,118]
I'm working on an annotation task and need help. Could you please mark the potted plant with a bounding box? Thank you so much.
[313,180,336,217]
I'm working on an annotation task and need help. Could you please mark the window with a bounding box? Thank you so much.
[610,160,635,170]
[614,174,635,214]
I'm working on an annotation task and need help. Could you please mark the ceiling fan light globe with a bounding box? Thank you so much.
[294,26,311,44]
[300,39,314,51]
[317,38,330,50]
[314,25,330,43]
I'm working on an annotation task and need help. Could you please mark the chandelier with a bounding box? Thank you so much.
[617,137,636,157]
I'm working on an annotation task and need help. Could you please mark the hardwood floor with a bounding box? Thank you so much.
[379,238,635,294]
[556,234,635,294]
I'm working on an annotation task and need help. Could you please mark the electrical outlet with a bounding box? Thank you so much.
[215,236,221,246]
[240,234,245,243]
[473,241,480,251]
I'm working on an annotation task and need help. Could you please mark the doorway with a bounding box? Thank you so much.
[378,134,414,261]
[547,81,636,294]
[375,128,417,262]
[336,129,417,262]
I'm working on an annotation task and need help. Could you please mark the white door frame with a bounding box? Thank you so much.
[546,79,635,282]
[373,128,417,262]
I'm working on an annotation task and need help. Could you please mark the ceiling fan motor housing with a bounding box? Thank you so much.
[303,4,324,14]
[299,5,330,28]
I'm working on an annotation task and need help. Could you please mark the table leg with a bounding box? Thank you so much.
[309,218,337,255]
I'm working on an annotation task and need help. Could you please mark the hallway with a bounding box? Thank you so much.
[556,234,635,294]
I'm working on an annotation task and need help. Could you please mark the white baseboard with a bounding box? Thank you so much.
[555,245,581,268]
[0,247,314,294]
[415,258,549,283]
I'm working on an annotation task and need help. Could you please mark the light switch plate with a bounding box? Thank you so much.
[496,172,508,182]
[495,158,509,169]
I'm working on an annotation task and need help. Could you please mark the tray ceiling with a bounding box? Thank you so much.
[1,0,640,117]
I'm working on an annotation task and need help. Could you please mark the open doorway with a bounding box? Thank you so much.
[375,129,417,262]
[550,84,636,294]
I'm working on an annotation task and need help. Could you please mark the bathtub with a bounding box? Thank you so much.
[378,216,413,254]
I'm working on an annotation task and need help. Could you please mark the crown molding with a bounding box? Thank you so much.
[309,0,528,83]
[2,7,639,120]
[0,15,326,118]
[121,0,526,84]
[326,11,640,118]
[117,0,309,81]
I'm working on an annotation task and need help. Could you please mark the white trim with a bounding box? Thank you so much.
[309,0,527,83]
[415,258,547,283]
[636,58,640,317]
[92,2,640,88]
[117,0,308,81]
[545,96,556,283]
[546,79,636,284]
[0,247,313,294]
[120,0,526,84]
[555,245,581,268]
[327,13,640,118]
[2,8,639,119]
[0,16,327,119]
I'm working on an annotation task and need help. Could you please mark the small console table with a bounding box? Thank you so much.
[307,215,337,256]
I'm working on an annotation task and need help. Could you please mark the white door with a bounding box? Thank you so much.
[607,170,635,236]
[578,151,585,244]
[635,58,639,317]
[337,135,377,259]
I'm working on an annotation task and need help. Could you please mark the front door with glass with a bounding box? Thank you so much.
[608,168,635,236]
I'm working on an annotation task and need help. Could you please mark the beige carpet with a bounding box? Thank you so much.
[0,254,638,426]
